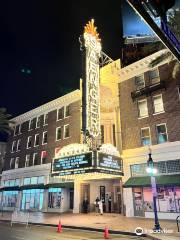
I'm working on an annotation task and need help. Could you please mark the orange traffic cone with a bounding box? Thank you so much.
[104,226,109,239]
[57,220,62,233]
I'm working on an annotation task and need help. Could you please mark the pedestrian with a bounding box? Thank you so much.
[99,199,103,215]
[94,197,100,214]
[82,198,89,213]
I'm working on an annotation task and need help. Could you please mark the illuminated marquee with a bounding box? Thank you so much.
[83,19,101,137]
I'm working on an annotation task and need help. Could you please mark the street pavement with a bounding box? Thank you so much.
[0,222,146,240]
[0,212,179,240]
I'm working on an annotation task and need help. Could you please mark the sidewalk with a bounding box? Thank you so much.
[0,211,179,240]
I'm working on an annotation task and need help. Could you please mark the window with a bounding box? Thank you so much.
[16,139,21,151]
[14,124,21,136]
[25,154,30,167]
[112,124,116,147]
[29,119,33,130]
[42,131,47,145]
[27,136,32,149]
[38,176,44,184]
[44,113,48,125]
[34,134,40,146]
[149,69,159,84]
[33,153,38,165]
[64,124,70,138]
[11,141,16,152]
[64,105,70,118]
[101,125,104,144]
[10,158,14,169]
[23,177,31,185]
[15,179,20,186]
[41,151,47,164]
[153,95,164,113]
[31,177,38,184]
[57,107,64,120]
[141,127,151,146]
[2,191,18,208]
[21,189,44,211]
[56,127,62,141]
[15,157,19,169]
[36,116,40,128]
[48,188,61,208]
[138,99,148,118]
[135,75,145,89]
[156,124,168,144]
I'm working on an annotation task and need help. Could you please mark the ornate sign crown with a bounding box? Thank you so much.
[84,19,101,42]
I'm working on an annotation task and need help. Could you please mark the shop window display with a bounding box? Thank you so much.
[135,187,180,213]
[21,189,44,211]
[48,188,61,208]
[2,191,18,208]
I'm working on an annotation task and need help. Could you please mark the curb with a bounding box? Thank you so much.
[0,219,162,240]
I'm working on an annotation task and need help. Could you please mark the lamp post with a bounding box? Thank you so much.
[146,150,161,231]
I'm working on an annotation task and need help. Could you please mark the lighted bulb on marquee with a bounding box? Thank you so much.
[82,19,101,138]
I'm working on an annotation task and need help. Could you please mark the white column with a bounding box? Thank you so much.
[73,180,81,213]
[123,188,134,217]
[42,189,48,212]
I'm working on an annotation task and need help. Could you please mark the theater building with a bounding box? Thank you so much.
[0,18,123,214]
[119,50,180,220]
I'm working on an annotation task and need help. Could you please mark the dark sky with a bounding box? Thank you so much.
[0,0,179,120]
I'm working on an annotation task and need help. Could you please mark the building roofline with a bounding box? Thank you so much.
[119,49,170,82]
[11,89,81,123]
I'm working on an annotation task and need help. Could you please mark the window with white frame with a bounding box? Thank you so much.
[42,131,47,145]
[14,124,21,136]
[25,154,30,167]
[15,157,19,169]
[135,74,145,89]
[141,127,151,146]
[16,139,21,151]
[36,116,40,128]
[64,124,70,138]
[56,127,62,141]
[138,99,148,118]
[33,153,38,165]
[153,95,164,113]
[44,113,48,125]
[41,151,47,164]
[156,124,168,144]
[149,69,159,84]
[64,105,70,118]
[29,118,35,130]
[34,134,40,146]
[57,107,64,120]
[10,158,14,169]
[11,141,16,152]
[27,136,32,149]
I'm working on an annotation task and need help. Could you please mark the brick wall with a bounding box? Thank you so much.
[119,61,180,150]
[4,100,81,170]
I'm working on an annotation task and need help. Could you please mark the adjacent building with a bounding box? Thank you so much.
[119,50,180,220]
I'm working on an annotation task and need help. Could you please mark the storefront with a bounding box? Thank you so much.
[124,174,180,219]
[52,144,124,214]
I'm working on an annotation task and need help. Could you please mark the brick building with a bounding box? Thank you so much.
[119,50,180,219]
[0,60,122,214]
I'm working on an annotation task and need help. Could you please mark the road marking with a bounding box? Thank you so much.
[14,236,25,240]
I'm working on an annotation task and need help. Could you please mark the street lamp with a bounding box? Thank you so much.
[146,149,161,231]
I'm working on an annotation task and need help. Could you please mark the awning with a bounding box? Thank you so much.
[45,182,74,188]
[123,174,180,188]
[20,184,45,190]
[0,186,20,191]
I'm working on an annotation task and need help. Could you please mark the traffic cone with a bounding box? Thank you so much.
[104,226,109,239]
[57,220,62,233]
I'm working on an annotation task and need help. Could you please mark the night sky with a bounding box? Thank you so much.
[0,0,180,121]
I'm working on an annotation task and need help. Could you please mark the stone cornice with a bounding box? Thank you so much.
[11,90,81,123]
[119,50,169,82]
